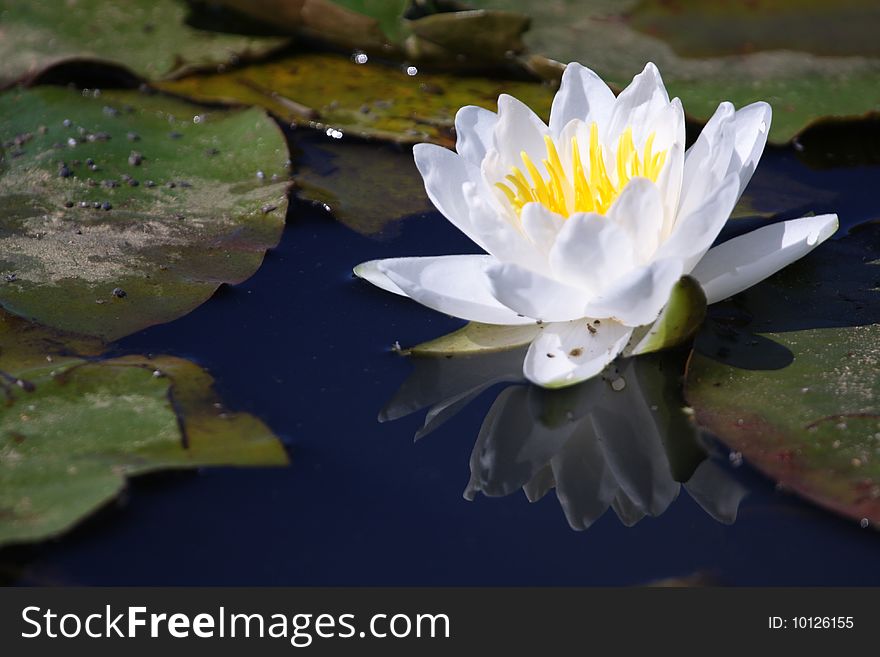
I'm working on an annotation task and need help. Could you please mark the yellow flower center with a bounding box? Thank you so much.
[494,122,667,217]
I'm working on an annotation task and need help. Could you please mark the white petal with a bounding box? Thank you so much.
[656,171,740,270]
[678,102,735,220]
[606,177,664,263]
[492,93,550,171]
[691,213,838,304]
[582,258,685,327]
[454,105,497,164]
[377,255,535,325]
[413,143,491,252]
[656,141,684,239]
[414,143,542,270]
[604,62,670,145]
[729,101,772,200]
[549,62,615,136]
[353,259,406,296]
[520,202,566,254]
[487,262,593,321]
[549,213,637,292]
[523,319,633,388]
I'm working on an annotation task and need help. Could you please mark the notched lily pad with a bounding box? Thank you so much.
[157,51,553,146]
[0,0,290,87]
[0,310,287,546]
[0,86,288,340]
[685,225,880,526]
[469,0,880,143]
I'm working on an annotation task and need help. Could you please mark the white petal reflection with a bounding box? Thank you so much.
[381,350,748,532]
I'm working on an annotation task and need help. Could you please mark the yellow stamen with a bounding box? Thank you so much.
[495,122,668,218]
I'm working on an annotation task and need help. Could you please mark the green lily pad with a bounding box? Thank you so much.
[626,275,706,357]
[0,85,288,340]
[468,0,880,144]
[0,310,288,546]
[157,51,553,146]
[0,0,290,87]
[685,225,880,526]
[292,133,431,235]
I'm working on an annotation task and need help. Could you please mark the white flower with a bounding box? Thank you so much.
[355,62,838,388]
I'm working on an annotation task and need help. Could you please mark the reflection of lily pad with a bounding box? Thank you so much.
[469,0,880,143]
[157,52,553,146]
[0,86,288,340]
[0,0,290,87]
[685,226,880,526]
[0,311,287,546]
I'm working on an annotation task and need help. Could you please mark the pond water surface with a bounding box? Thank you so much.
[4,130,880,586]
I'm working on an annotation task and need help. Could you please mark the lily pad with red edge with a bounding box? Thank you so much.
[685,224,880,527]
[0,85,289,341]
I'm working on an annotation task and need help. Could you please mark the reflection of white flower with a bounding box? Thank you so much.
[356,62,838,388]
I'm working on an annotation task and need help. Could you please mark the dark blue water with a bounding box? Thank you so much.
[5,136,880,586]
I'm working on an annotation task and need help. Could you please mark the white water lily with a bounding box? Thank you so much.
[355,62,838,388]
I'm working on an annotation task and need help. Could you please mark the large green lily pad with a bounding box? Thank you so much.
[0,310,288,546]
[157,51,553,146]
[0,86,288,340]
[685,225,880,526]
[469,0,880,144]
[0,0,290,88]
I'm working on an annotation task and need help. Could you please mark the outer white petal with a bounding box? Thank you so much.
[487,262,593,321]
[492,93,550,170]
[656,141,684,239]
[413,143,491,252]
[548,213,637,292]
[678,102,735,220]
[604,62,670,144]
[376,255,535,325]
[582,258,685,327]
[549,62,615,136]
[691,213,838,304]
[454,105,497,165]
[605,177,664,263]
[353,259,406,296]
[728,101,772,200]
[523,319,633,388]
[656,171,740,270]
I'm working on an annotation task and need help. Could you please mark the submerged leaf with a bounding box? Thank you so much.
[157,51,553,146]
[0,86,288,340]
[292,132,431,235]
[0,0,290,87]
[0,311,287,546]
